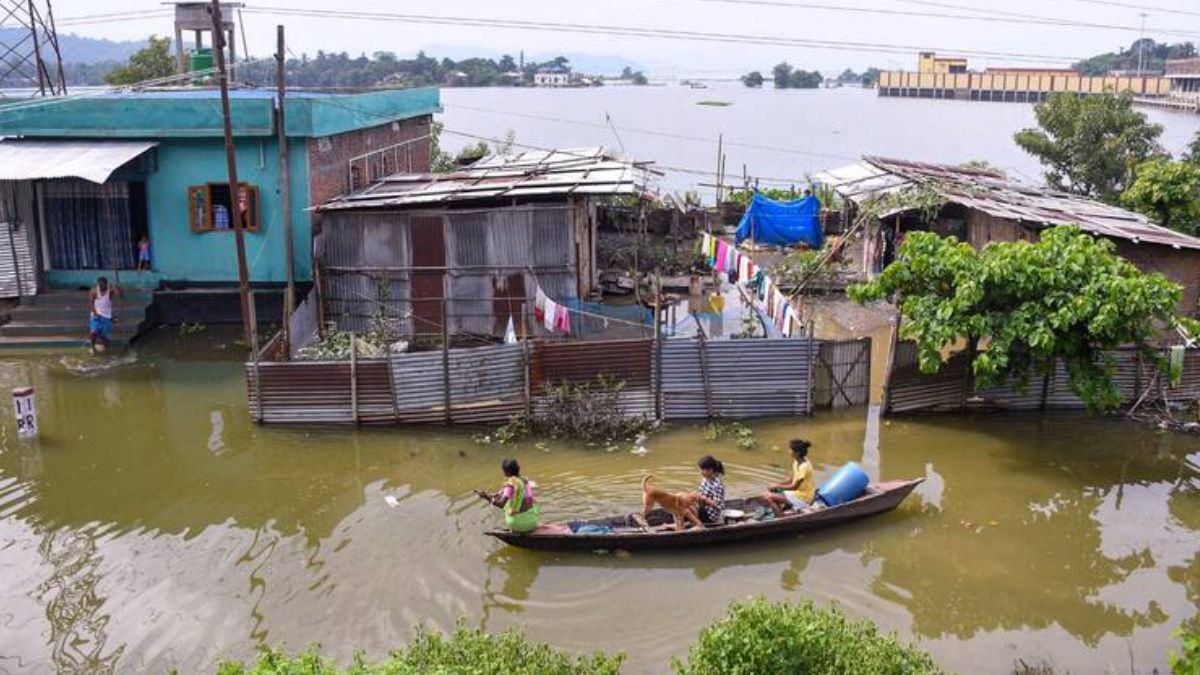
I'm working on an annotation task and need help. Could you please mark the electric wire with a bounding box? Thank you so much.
[646,0,1200,39]
[240,6,1089,64]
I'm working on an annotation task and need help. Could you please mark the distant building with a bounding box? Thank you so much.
[917,51,967,74]
[1165,58,1200,103]
[534,65,578,87]
[984,66,1078,77]
[880,52,1169,102]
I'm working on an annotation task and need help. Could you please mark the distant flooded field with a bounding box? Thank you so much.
[0,328,1196,674]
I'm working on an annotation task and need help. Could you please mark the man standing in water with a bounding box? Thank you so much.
[88,276,119,353]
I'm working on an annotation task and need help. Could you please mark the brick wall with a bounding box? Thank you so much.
[306,114,432,208]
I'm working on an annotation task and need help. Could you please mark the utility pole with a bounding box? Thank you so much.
[276,24,295,357]
[210,0,255,354]
[1136,12,1148,74]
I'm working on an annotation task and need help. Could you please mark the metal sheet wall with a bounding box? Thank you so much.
[321,206,577,338]
[532,338,655,417]
[0,181,38,298]
[886,342,969,413]
[391,343,527,424]
[287,287,321,358]
[887,342,1199,413]
[660,338,817,419]
[812,338,872,408]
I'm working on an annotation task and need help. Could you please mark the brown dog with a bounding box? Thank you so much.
[639,475,705,531]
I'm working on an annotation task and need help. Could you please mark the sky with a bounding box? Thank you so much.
[48,0,1200,77]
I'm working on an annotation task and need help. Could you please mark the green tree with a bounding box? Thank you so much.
[788,69,823,88]
[772,62,793,88]
[1014,93,1164,203]
[621,66,649,85]
[1185,131,1200,165]
[861,67,882,87]
[740,70,764,87]
[849,226,1197,411]
[1121,159,1200,234]
[104,35,174,86]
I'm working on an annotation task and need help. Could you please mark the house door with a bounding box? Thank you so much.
[40,179,146,270]
[409,215,445,339]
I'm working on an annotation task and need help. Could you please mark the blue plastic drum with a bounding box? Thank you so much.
[816,462,870,506]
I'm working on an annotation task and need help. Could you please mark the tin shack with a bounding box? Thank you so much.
[314,147,657,340]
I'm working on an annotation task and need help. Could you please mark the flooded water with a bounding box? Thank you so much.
[439,84,1200,196]
[0,329,1197,674]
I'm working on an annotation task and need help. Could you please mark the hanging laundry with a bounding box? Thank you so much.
[504,315,518,344]
[724,244,736,272]
[543,296,558,332]
[534,288,548,324]
[554,303,571,334]
[782,305,794,337]
[714,240,728,272]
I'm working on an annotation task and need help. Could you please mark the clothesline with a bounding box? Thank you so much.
[699,232,802,338]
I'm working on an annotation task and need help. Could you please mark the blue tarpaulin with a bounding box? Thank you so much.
[734,193,823,249]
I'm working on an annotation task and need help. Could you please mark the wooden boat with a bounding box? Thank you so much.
[486,478,923,552]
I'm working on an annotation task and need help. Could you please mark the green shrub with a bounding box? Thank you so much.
[672,598,944,675]
[216,624,624,675]
[1172,623,1200,675]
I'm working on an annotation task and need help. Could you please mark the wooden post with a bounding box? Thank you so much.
[349,334,359,424]
[882,312,902,413]
[714,133,723,203]
[653,273,663,421]
[520,301,532,416]
[1040,368,1051,411]
[385,347,400,424]
[276,25,296,359]
[209,0,255,356]
[697,331,715,420]
[441,295,452,425]
[963,336,978,410]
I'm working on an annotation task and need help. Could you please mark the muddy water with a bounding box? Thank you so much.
[0,329,1196,674]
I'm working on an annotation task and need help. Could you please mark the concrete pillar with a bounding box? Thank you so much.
[175,25,185,74]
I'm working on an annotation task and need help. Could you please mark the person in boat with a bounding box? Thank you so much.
[764,439,816,515]
[695,455,726,525]
[480,458,540,534]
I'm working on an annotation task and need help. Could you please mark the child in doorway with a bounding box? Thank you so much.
[137,236,150,271]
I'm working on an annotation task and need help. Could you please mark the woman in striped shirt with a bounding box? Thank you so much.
[695,455,726,525]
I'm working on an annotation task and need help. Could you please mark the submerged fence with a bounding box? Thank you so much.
[885,341,1200,413]
[246,336,869,425]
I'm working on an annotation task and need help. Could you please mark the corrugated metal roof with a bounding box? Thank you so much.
[0,139,157,184]
[320,146,658,211]
[815,156,1200,251]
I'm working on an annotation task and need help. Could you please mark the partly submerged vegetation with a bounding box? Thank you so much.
[214,599,941,675]
[850,226,1200,411]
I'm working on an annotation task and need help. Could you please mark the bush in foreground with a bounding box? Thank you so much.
[672,597,944,675]
[215,624,623,675]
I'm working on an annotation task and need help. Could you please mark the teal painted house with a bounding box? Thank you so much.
[0,87,439,297]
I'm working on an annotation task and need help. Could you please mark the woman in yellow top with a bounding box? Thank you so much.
[764,439,817,515]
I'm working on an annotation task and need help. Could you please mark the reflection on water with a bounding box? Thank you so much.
[0,329,1196,674]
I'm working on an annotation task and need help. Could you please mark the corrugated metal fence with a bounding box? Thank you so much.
[0,181,38,299]
[812,338,872,408]
[660,339,818,418]
[246,336,863,425]
[885,341,1200,413]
